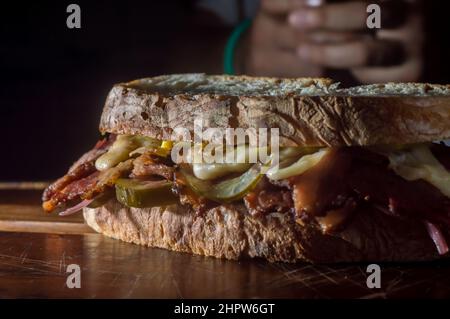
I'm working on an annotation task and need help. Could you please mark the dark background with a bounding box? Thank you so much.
[1,0,449,181]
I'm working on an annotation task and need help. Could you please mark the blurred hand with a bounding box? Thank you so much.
[243,0,424,83]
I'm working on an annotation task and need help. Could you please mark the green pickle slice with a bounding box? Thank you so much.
[115,178,178,208]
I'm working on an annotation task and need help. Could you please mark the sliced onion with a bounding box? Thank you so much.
[59,199,94,216]
[181,163,262,203]
[266,149,329,180]
[424,221,449,255]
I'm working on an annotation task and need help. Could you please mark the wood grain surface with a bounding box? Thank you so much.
[1,186,450,298]
[0,188,93,234]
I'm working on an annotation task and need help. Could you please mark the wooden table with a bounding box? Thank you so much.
[1,184,450,298]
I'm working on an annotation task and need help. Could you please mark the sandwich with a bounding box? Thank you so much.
[42,74,450,263]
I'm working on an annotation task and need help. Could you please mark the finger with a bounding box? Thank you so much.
[252,13,360,51]
[263,28,364,50]
[307,30,363,44]
[296,39,406,68]
[351,58,423,83]
[351,14,424,83]
[289,2,367,31]
[261,0,323,14]
[376,13,423,55]
[289,1,409,31]
[247,48,323,77]
[251,13,303,50]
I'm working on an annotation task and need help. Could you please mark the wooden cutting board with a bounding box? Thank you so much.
[1,183,450,298]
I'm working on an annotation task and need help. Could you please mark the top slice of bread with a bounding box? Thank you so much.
[99,74,450,146]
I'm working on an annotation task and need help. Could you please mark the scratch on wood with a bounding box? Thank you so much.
[310,266,340,285]
[0,253,62,275]
[59,251,66,273]
[359,291,387,299]
[110,273,122,286]
[19,242,33,264]
[0,260,59,275]
[125,274,142,298]
[171,275,183,298]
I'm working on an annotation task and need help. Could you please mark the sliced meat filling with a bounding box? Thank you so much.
[43,140,450,237]
[43,171,101,212]
[288,147,450,233]
[43,147,176,213]
[244,177,293,216]
[42,135,131,212]
[131,152,175,180]
[42,135,116,202]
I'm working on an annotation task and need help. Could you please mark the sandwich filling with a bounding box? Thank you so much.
[42,134,450,255]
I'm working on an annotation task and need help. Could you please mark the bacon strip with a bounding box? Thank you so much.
[131,152,174,180]
[42,135,115,202]
[43,171,100,212]
[42,135,118,212]
[83,159,134,199]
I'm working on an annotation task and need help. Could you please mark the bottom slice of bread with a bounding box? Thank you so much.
[83,200,440,263]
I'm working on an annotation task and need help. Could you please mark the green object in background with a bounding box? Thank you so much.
[223,18,252,75]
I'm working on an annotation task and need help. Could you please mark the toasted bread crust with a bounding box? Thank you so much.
[99,75,450,146]
[83,200,439,263]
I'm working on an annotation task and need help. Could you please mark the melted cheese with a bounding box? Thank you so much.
[95,135,139,171]
[387,144,450,198]
[95,135,160,171]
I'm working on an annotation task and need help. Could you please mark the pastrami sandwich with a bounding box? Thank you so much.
[43,74,450,263]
